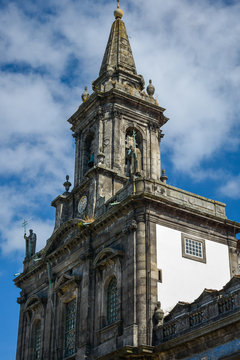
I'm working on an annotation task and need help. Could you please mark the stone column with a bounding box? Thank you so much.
[74,132,81,186]
[43,289,53,359]
[136,216,147,345]
[112,108,122,172]
[149,123,161,180]
[16,296,26,360]
[122,219,138,346]
[146,218,158,345]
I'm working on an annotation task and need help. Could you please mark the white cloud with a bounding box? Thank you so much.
[219,174,240,199]
[0,0,240,255]
[130,0,240,171]
[1,218,54,255]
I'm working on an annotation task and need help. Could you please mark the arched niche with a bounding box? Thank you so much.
[125,127,143,176]
[83,132,95,174]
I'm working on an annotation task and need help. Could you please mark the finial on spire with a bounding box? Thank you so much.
[114,0,123,19]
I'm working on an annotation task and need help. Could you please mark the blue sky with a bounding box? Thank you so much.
[0,0,240,358]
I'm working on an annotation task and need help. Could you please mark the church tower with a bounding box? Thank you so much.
[15,3,240,360]
[53,2,167,228]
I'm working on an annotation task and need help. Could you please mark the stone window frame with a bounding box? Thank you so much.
[24,295,46,360]
[93,247,123,331]
[64,297,77,359]
[106,276,118,325]
[32,319,42,360]
[55,274,81,360]
[181,234,206,264]
[98,270,121,330]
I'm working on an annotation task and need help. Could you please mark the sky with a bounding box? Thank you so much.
[0,0,240,358]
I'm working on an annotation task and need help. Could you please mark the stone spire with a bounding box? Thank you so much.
[99,4,137,77]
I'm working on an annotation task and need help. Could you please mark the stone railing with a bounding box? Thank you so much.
[154,277,240,345]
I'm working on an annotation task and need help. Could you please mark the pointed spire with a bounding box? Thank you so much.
[99,4,137,77]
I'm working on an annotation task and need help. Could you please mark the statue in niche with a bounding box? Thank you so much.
[126,130,142,176]
[24,229,37,258]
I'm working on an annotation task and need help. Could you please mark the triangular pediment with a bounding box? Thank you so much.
[44,219,80,257]
[193,288,218,306]
[25,293,47,312]
[165,301,190,321]
[55,272,82,296]
[222,275,240,293]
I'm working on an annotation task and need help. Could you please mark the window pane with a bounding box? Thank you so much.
[64,298,76,358]
[107,278,118,324]
[34,321,41,360]
[185,238,203,258]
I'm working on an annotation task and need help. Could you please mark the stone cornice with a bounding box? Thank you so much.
[97,345,155,360]
[68,88,168,133]
[155,310,240,354]
[15,180,240,287]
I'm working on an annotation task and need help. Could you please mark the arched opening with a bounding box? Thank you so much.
[83,133,95,174]
[125,128,143,176]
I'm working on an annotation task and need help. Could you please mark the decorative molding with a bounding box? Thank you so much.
[148,121,159,132]
[17,291,27,304]
[24,293,47,313]
[93,247,124,269]
[55,273,82,297]
[122,219,137,234]
[112,109,122,119]
[181,233,206,264]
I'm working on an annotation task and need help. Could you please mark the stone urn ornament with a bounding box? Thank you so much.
[153,301,164,328]
[147,79,155,96]
[82,86,90,102]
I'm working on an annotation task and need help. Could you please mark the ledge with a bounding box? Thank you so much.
[96,320,122,335]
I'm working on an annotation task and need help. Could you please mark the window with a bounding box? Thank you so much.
[107,278,118,324]
[33,321,41,360]
[64,298,76,358]
[182,234,206,263]
[158,269,162,283]
[185,238,203,258]
[83,133,95,174]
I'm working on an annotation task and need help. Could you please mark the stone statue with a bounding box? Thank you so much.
[24,229,37,258]
[126,132,142,176]
[153,301,164,328]
[152,301,164,345]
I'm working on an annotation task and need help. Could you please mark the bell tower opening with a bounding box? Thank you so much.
[83,132,95,175]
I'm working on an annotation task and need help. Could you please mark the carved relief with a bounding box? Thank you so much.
[93,247,124,270]
[55,273,82,297]
[123,219,137,234]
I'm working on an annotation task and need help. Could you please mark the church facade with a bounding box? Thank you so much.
[15,4,240,360]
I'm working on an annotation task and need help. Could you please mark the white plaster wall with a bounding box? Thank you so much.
[156,224,231,312]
